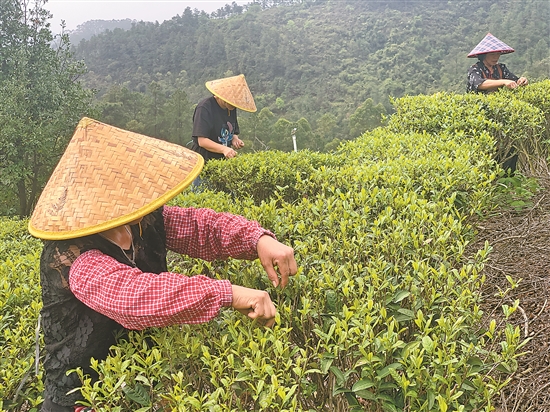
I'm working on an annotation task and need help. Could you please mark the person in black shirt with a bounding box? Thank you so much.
[191,74,257,164]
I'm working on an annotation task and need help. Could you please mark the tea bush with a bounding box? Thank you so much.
[0,218,44,411]
[514,79,550,143]
[202,149,345,205]
[64,129,519,411]
[386,89,547,175]
[3,85,549,411]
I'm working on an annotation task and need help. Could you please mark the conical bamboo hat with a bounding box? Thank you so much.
[468,33,515,57]
[29,117,204,240]
[205,74,257,112]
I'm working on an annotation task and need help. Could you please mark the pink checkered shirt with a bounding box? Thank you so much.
[68,206,274,330]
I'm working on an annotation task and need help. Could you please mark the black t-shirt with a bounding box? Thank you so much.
[192,96,240,163]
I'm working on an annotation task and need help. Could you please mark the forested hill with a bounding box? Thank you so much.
[73,0,549,142]
[68,19,136,44]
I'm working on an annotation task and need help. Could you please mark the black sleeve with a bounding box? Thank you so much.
[467,64,485,93]
[192,103,213,139]
[234,116,240,135]
[501,64,519,81]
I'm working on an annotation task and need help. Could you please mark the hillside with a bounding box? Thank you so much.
[67,19,136,45]
[74,0,550,122]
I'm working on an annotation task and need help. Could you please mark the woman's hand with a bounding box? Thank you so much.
[517,77,529,86]
[502,79,519,89]
[232,135,245,149]
[257,235,297,288]
[222,146,237,158]
[231,285,277,327]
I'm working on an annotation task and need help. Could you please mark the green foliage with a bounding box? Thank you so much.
[514,79,550,142]
[71,0,549,148]
[97,83,194,147]
[492,172,540,213]
[70,123,520,410]
[0,218,43,411]
[5,84,550,410]
[200,149,345,205]
[0,0,96,217]
[349,99,387,138]
[386,90,547,175]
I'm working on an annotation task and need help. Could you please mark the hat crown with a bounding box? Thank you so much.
[29,118,203,240]
[205,74,257,112]
[468,33,515,57]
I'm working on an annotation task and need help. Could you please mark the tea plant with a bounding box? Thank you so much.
[514,79,550,142]
[3,85,549,411]
[386,90,546,175]
[0,218,43,411]
[492,172,540,213]
[72,125,523,411]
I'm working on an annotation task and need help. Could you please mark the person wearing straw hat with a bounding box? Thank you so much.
[191,74,257,166]
[466,33,528,94]
[29,117,296,411]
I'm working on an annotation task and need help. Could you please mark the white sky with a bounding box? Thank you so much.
[45,0,250,31]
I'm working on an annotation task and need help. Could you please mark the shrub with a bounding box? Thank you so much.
[5,87,549,411]
[0,218,43,411]
[386,91,547,175]
[514,79,550,144]
[200,150,345,205]
[71,126,520,411]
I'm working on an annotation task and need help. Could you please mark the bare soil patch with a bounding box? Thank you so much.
[472,176,550,412]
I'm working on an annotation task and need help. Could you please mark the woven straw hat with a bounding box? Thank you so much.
[29,117,204,240]
[468,33,515,58]
[205,74,257,113]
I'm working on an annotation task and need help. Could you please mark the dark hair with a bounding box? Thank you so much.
[477,54,486,62]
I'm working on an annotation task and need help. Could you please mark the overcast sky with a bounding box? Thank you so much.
[45,0,250,31]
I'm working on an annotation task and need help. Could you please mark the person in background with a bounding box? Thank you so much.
[191,74,257,165]
[29,118,297,412]
[466,32,528,94]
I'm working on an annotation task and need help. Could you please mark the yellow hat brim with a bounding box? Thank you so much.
[29,117,204,240]
[205,74,257,113]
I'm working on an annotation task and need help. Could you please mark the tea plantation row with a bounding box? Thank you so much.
[2,81,550,411]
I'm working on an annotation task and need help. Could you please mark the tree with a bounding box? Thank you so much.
[269,118,293,151]
[294,117,316,151]
[315,113,338,150]
[0,0,95,217]
[144,81,167,138]
[348,98,386,138]
[239,107,274,152]
[99,84,145,128]
[163,89,194,146]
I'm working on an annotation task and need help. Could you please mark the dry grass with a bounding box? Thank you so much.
[471,176,550,412]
